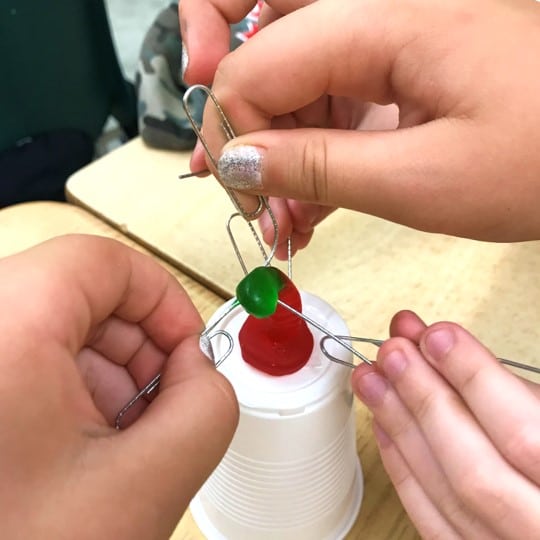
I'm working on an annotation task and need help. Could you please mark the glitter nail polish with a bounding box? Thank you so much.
[217,145,264,190]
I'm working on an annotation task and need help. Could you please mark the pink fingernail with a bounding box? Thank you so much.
[193,138,204,160]
[425,328,455,361]
[354,372,388,406]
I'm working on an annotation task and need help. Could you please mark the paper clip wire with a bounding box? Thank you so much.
[115,86,284,429]
[320,335,540,374]
[115,327,235,429]
[182,85,263,221]
[182,85,279,269]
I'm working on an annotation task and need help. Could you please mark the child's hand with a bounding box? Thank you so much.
[184,0,540,249]
[180,1,312,86]
[353,310,540,539]
[181,0,399,257]
[0,235,238,538]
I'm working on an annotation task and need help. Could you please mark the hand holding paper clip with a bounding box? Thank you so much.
[0,236,238,538]
[180,0,399,260]
[352,310,540,539]
[181,0,540,246]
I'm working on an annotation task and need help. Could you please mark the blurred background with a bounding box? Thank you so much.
[105,0,171,82]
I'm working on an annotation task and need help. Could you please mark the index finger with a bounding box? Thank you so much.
[0,234,204,357]
[180,1,313,84]
[180,0,257,84]
[420,323,540,485]
[210,0,401,133]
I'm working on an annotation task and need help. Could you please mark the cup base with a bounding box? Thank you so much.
[190,458,364,540]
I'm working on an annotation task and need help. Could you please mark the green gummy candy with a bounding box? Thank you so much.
[235,266,285,318]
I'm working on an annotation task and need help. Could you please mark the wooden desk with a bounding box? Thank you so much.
[22,136,538,539]
[0,201,222,322]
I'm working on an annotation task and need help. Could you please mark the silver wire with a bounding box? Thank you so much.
[287,237,293,279]
[202,300,240,340]
[182,84,264,221]
[498,357,540,374]
[114,325,237,430]
[226,201,279,274]
[319,334,540,374]
[276,300,372,366]
[179,169,210,179]
[212,330,234,368]
[182,84,280,272]
[116,325,540,428]
[115,373,160,430]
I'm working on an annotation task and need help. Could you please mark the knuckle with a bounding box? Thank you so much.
[390,465,413,491]
[503,422,540,472]
[458,363,488,398]
[385,413,417,442]
[214,51,236,83]
[410,386,440,424]
[420,525,458,540]
[300,134,330,204]
[453,464,510,522]
[438,490,487,538]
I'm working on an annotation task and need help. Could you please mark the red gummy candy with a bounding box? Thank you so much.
[238,274,314,376]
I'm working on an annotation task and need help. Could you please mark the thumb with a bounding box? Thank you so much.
[217,123,487,238]
[103,335,239,537]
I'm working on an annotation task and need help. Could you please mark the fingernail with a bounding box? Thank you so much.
[381,349,407,381]
[307,206,322,228]
[193,138,204,159]
[354,372,388,406]
[181,41,189,79]
[425,328,455,361]
[373,421,392,448]
[218,145,264,190]
[199,334,215,363]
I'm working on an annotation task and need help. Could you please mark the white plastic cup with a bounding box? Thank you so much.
[191,291,363,540]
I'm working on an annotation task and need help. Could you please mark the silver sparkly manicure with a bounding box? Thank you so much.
[218,146,263,190]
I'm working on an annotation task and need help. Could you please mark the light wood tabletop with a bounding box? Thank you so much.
[5,134,540,539]
[0,201,223,322]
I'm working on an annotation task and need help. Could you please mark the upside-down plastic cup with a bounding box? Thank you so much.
[191,291,363,540]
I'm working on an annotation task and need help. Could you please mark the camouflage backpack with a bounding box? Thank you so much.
[136,2,263,150]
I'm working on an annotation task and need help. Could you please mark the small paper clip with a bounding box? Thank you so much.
[182,84,263,221]
[182,84,280,271]
[319,335,540,374]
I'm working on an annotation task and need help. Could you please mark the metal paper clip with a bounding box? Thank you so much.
[115,326,235,430]
[182,84,263,221]
[182,84,280,270]
[320,335,540,374]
